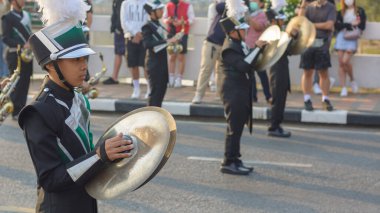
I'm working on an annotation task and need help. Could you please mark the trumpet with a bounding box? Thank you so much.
[0,46,22,123]
[167,16,185,55]
[80,52,107,99]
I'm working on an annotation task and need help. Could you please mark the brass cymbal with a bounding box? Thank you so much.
[267,32,292,69]
[285,16,316,55]
[254,25,282,71]
[85,107,177,200]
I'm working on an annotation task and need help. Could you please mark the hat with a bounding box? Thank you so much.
[29,0,95,67]
[220,0,249,34]
[144,0,165,14]
[220,16,249,34]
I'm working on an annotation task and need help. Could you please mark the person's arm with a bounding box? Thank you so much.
[142,24,167,50]
[2,16,19,47]
[187,4,195,25]
[23,111,102,192]
[22,109,132,192]
[222,48,253,73]
[357,7,367,31]
[207,3,217,29]
[120,1,132,38]
[85,0,93,28]
[297,0,309,16]
[314,6,336,31]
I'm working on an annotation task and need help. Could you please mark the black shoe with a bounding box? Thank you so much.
[268,126,291,138]
[220,162,250,175]
[102,77,119,85]
[304,99,314,111]
[235,159,254,172]
[322,99,334,111]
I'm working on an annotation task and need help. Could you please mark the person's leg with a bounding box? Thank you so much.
[193,41,216,103]
[268,55,291,137]
[316,48,333,111]
[221,76,251,175]
[168,54,177,87]
[257,70,271,102]
[112,54,122,80]
[342,51,358,93]
[337,50,348,96]
[174,53,185,88]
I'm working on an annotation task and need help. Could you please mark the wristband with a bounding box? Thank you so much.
[99,141,111,162]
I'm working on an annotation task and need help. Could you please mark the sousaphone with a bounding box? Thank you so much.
[86,107,177,200]
[254,25,282,71]
[285,16,316,55]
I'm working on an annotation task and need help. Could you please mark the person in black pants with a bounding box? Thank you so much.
[2,0,32,120]
[268,53,292,137]
[142,0,178,107]
[219,14,266,175]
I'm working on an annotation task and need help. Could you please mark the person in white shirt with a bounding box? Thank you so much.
[120,0,151,99]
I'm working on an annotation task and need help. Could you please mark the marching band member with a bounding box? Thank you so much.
[142,0,178,107]
[219,0,266,175]
[17,0,133,212]
[1,0,32,120]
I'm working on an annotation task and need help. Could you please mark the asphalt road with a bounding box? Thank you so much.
[0,112,379,213]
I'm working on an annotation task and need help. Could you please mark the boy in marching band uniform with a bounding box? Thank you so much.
[18,0,133,211]
[142,0,178,107]
[219,0,267,175]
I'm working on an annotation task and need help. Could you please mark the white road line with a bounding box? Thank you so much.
[0,206,34,213]
[188,156,313,168]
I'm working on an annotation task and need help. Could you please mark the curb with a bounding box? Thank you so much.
[89,98,380,126]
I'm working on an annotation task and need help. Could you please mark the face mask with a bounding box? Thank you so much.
[249,2,259,13]
[344,0,354,6]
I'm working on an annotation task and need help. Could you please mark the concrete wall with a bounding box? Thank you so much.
[33,16,380,88]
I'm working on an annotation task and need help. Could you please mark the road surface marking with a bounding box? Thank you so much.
[188,156,313,168]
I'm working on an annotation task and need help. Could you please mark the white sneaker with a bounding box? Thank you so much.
[329,77,336,89]
[351,81,359,94]
[340,87,348,97]
[174,78,182,88]
[192,94,202,104]
[313,83,322,95]
[169,76,175,88]
[131,88,140,99]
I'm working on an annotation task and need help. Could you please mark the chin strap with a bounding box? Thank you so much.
[52,61,74,91]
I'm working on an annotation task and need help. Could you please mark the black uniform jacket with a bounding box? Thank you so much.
[221,38,257,133]
[18,79,106,213]
[2,10,32,47]
[142,20,168,72]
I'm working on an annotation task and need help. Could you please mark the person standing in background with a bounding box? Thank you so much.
[103,0,126,85]
[121,0,151,99]
[0,0,10,79]
[298,0,336,111]
[2,0,33,120]
[142,0,179,107]
[163,0,195,88]
[191,1,226,104]
[334,0,366,96]
[246,0,272,103]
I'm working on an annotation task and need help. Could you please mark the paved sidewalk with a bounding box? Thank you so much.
[28,78,380,126]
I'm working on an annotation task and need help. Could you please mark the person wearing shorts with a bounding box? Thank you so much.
[163,0,195,88]
[121,0,150,99]
[298,0,336,111]
[103,0,126,85]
